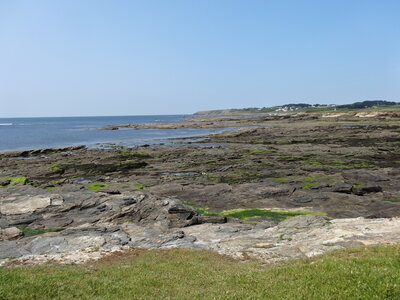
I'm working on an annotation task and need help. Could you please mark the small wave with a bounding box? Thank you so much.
[0,123,13,126]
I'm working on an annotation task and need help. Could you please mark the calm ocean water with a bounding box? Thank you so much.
[0,115,222,152]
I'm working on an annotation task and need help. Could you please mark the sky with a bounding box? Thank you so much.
[0,0,399,117]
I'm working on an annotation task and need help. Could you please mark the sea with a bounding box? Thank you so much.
[0,115,225,152]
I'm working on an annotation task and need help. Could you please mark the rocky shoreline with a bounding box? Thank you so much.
[1,115,399,265]
[102,111,400,130]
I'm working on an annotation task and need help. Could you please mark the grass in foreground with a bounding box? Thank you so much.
[1,246,399,299]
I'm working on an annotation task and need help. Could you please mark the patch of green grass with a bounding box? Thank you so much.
[86,183,112,191]
[302,176,319,189]
[46,186,58,191]
[302,182,317,189]
[17,226,63,237]
[1,246,399,299]
[183,201,198,207]
[386,199,400,203]
[133,184,145,190]
[196,207,220,216]
[278,234,293,241]
[249,148,274,153]
[304,176,318,182]
[46,164,64,172]
[197,208,319,223]
[201,172,218,179]
[0,176,27,187]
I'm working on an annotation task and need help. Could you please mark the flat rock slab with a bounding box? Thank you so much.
[0,195,63,215]
[2,215,400,265]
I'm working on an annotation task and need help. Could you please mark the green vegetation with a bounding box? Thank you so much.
[278,234,292,241]
[215,208,319,222]
[47,164,64,172]
[119,150,151,158]
[191,206,320,223]
[195,101,400,115]
[386,199,400,203]
[86,183,112,191]
[115,160,148,170]
[302,182,317,189]
[302,176,319,189]
[0,176,27,187]
[304,160,322,165]
[17,226,63,237]
[278,154,303,161]
[133,184,145,190]
[46,186,58,191]
[303,159,375,169]
[1,246,399,299]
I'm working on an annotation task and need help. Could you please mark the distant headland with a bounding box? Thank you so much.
[194,100,400,115]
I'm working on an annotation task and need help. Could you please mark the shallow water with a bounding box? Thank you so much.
[0,115,229,152]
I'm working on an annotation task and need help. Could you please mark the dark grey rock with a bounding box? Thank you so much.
[26,236,67,255]
[189,216,227,225]
[291,193,329,203]
[255,221,276,229]
[8,215,40,226]
[168,202,197,220]
[0,179,11,186]
[98,188,121,195]
[0,218,10,228]
[0,241,29,259]
[352,184,383,195]
[33,216,73,229]
[331,182,352,194]
[311,183,330,190]
[343,170,390,182]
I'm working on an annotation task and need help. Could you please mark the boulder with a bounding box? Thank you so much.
[0,179,11,186]
[189,216,227,225]
[352,184,383,195]
[0,227,22,240]
[331,182,352,194]
[343,170,390,182]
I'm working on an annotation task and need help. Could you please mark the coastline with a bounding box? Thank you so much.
[0,114,400,265]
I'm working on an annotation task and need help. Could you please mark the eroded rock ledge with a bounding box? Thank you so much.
[1,191,400,266]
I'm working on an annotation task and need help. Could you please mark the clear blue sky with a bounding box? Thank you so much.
[1,0,399,117]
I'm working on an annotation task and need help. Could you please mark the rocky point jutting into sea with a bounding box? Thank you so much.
[1,110,400,265]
